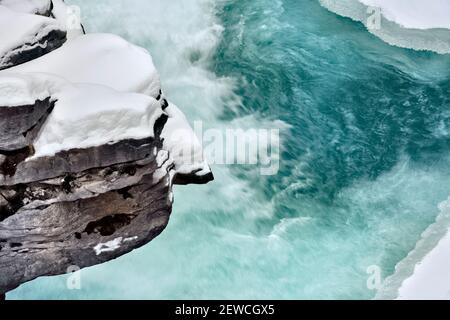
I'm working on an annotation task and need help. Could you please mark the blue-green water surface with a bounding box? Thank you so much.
[9,0,450,299]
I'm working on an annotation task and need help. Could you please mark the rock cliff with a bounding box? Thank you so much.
[0,0,212,294]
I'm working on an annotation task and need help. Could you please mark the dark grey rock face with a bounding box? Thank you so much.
[0,148,173,294]
[0,102,176,294]
[0,98,55,152]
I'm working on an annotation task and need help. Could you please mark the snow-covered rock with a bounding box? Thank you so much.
[0,73,163,159]
[1,0,84,39]
[0,5,66,70]
[162,103,213,184]
[0,2,212,294]
[9,32,212,178]
[32,82,163,159]
[319,0,450,54]
[0,72,192,293]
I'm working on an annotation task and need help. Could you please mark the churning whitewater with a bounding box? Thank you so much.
[8,0,450,299]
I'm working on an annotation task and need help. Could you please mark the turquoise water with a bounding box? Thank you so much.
[9,0,450,299]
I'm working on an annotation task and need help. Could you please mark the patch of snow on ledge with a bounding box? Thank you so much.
[319,0,450,54]
[33,82,163,158]
[94,237,123,255]
[162,102,211,177]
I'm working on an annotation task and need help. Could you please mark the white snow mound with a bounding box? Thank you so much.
[0,73,163,158]
[11,33,162,98]
[162,102,211,177]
